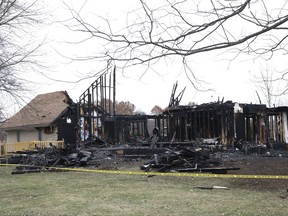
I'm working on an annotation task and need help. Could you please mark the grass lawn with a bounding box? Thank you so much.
[0,166,287,216]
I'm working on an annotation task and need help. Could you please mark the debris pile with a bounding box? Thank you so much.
[6,146,162,168]
[5,145,240,175]
[7,146,95,167]
[140,146,239,174]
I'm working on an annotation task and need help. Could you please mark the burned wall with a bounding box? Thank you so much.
[161,102,282,147]
[267,107,288,146]
[163,102,236,146]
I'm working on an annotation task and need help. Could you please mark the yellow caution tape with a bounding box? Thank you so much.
[1,163,288,179]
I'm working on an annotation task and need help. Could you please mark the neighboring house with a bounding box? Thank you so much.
[0,91,77,153]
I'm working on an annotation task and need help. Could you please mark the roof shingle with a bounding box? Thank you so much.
[0,91,72,130]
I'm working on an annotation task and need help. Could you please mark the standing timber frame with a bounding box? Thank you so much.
[266,106,288,145]
[78,66,116,145]
[161,102,288,148]
[163,102,235,145]
[77,69,288,148]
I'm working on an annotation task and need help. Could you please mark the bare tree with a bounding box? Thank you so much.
[0,105,5,123]
[252,65,288,107]
[0,0,42,102]
[115,101,136,115]
[67,0,288,80]
[151,105,163,115]
[253,68,274,107]
[99,99,136,115]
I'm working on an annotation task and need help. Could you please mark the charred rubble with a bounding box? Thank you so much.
[4,70,288,174]
[140,146,240,174]
[6,144,241,175]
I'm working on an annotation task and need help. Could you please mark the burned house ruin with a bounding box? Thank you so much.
[2,65,287,156]
[2,66,288,172]
[78,68,288,150]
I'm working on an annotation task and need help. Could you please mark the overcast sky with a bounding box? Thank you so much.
[20,0,288,114]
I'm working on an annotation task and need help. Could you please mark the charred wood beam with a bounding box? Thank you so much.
[175,167,240,174]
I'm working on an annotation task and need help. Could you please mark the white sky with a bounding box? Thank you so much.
[13,0,288,115]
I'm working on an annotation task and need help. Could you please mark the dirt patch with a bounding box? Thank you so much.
[220,154,288,191]
[223,155,288,175]
[95,150,288,191]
